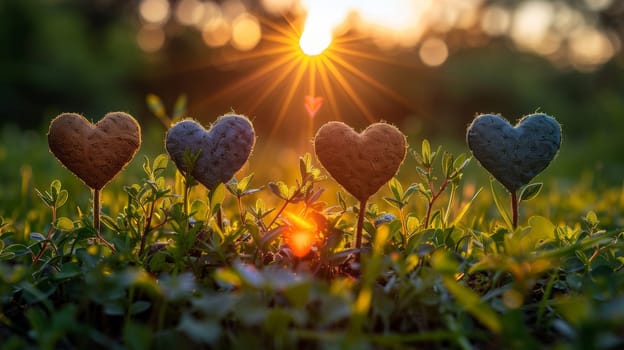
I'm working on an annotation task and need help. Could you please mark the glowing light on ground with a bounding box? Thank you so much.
[284,212,318,257]
[288,230,315,257]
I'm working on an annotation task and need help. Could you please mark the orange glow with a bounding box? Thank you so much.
[284,211,318,257]
[288,230,315,257]
[284,211,316,231]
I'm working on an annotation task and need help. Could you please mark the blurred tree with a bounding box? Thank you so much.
[0,0,143,129]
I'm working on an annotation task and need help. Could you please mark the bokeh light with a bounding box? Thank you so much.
[139,0,170,25]
[174,0,204,26]
[137,24,165,52]
[202,15,231,47]
[231,13,262,51]
[132,0,619,70]
[261,0,297,15]
[419,38,449,67]
[481,6,511,36]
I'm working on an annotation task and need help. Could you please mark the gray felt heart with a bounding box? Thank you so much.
[466,113,561,192]
[165,115,255,190]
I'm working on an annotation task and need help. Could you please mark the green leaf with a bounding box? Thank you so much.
[283,281,311,308]
[277,181,290,199]
[337,191,347,211]
[129,301,151,315]
[55,217,74,231]
[259,226,285,247]
[403,183,419,199]
[519,183,542,201]
[406,215,420,234]
[383,197,404,209]
[124,321,153,350]
[388,177,403,200]
[208,184,225,217]
[584,211,599,228]
[146,94,166,118]
[442,152,453,178]
[178,313,221,344]
[520,215,556,250]
[153,154,169,173]
[238,173,254,193]
[268,182,283,199]
[422,139,431,165]
[55,189,68,208]
[55,262,81,280]
[172,94,188,121]
[490,180,513,231]
[431,251,502,333]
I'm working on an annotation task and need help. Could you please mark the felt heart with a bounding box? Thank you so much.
[165,115,255,190]
[314,121,407,201]
[466,113,561,193]
[304,95,324,118]
[48,112,141,190]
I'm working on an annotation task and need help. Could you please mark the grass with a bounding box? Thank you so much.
[1,120,623,349]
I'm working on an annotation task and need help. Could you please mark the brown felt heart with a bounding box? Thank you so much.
[48,112,141,189]
[314,121,407,201]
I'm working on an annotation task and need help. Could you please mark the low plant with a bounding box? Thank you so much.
[0,108,622,349]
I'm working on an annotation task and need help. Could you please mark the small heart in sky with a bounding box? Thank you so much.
[304,95,324,118]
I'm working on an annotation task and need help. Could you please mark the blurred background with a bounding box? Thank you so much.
[1,0,624,215]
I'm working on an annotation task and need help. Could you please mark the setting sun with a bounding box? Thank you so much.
[299,26,331,56]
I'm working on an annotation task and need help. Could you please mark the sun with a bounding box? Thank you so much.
[190,14,414,149]
[299,26,331,56]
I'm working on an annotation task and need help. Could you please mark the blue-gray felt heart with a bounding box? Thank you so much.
[466,113,561,192]
[166,115,255,190]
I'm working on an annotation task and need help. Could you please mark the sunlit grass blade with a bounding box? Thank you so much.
[490,180,513,230]
[452,187,483,227]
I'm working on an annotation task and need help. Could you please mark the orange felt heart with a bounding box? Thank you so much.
[304,95,324,118]
[314,121,407,201]
[48,112,141,189]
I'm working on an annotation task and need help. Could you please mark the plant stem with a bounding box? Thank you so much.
[267,196,294,229]
[93,188,101,233]
[511,190,518,230]
[355,199,367,250]
[237,196,245,225]
[139,200,155,257]
[216,207,224,232]
[93,188,115,252]
[32,206,56,263]
[425,179,450,228]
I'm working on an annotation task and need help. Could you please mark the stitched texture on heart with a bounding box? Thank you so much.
[48,112,141,190]
[165,115,255,190]
[467,113,561,192]
[314,121,407,201]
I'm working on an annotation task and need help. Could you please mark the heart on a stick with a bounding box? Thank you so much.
[314,121,407,201]
[165,115,255,190]
[48,112,141,190]
[466,113,561,193]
